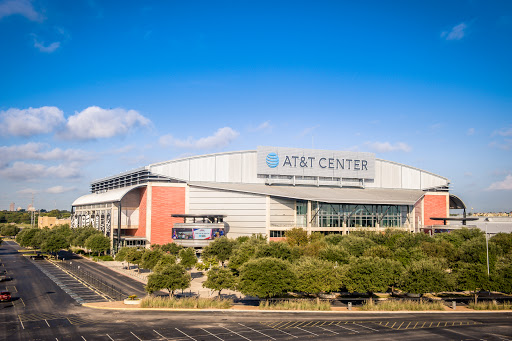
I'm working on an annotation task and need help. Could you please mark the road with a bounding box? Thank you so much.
[1,240,511,341]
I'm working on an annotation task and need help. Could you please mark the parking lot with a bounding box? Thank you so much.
[30,259,109,304]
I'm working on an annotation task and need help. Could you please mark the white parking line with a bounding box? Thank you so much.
[273,328,299,338]
[239,323,276,340]
[81,337,87,341]
[176,328,197,341]
[353,323,379,331]
[106,334,114,341]
[201,328,224,340]
[19,316,24,330]
[153,329,168,339]
[317,326,338,334]
[222,327,252,341]
[45,319,50,327]
[130,331,142,340]
[295,327,318,336]
[335,324,359,333]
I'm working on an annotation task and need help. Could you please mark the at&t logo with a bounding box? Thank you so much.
[266,153,279,168]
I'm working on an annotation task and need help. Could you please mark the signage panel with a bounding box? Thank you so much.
[257,146,375,179]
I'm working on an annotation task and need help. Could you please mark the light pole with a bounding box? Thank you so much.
[484,218,491,278]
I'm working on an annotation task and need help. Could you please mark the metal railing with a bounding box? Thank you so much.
[58,261,127,301]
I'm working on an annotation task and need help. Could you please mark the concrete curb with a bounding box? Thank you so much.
[81,303,512,314]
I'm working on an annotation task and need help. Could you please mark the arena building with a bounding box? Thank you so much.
[71,147,466,250]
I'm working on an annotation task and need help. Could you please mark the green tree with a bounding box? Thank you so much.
[85,234,111,256]
[202,237,236,266]
[318,244,351,264]
[154,253,177,269]
[41,232,70,254]
[141,249,164,271]
[178,247,197,269]
[339,235,376,257]
[1,225,20,237]
[284,227,309,247]
[458,238,497,268]
[293,257,341,295]
[490,233,512,256]
[490,253,512,293]
[399,258,453,295]
[161,242,183,255]
[362,245,394,259]
[203,267,236,297]
[145,264,191,296]
[228,237,266,271]
[323,233,344,245]
[344,257,403,295]
[238,257,295,298]
[125,248,144,272]
[453,262,489,304]
[254,241,298,261]
[16,228,40,248]
[72,226,101,248]
[115,247,131,262]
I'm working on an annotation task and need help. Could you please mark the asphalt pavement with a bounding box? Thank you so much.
[1,240,511,341]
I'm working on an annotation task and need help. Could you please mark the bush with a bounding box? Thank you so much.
[361,299,445,311]
[140,296,232,309]
[468,301,512,310]
[259,299,331,311]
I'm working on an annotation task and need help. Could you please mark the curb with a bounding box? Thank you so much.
[81,303,512,314]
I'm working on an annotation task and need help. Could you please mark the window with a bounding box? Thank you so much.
[270,230,285,238]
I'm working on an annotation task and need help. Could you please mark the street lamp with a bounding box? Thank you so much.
[484,218,491,278]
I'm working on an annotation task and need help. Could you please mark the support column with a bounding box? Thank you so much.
[307,201,312,235]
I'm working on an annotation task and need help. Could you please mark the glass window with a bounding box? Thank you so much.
[270,230,285,237]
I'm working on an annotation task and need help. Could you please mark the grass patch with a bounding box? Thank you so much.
[361,299,445,311]
[259,299,331,311]
[92,255,114,261]
[140,296,233,309]
[468,301,512,310]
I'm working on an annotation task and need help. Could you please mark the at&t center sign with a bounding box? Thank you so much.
[257,146,376,179]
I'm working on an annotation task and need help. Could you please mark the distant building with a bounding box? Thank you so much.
[38,216,71,229]
[9,202,14,211]
[17,207,22,211]
[28,204,36,212]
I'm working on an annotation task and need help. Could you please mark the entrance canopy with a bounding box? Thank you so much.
[72,185,145,206]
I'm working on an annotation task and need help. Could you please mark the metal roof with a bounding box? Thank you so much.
[189,182,425,205]
[72,185,145,206]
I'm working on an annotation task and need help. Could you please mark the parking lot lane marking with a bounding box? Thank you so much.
[45,319,50,327]
[81,336,87,341]
[279,321,295,329]
[200,328,223,341]
[153,329,168,340]
[397,322,405,330]
[421,322,426,328]
[317,326,338,335]
[404,322,411,330]
[18,316,24,330]
[222,327,252,341]
[272,327,298,338]
[239,323,276,340]
[130,331,143,341]
[19,297,25,307]
[488,333,512,341]
[335,323,360,333]
[106,334,115,341]
[176,328,197,341]
[295,327,318,336]
[354,323,379,332]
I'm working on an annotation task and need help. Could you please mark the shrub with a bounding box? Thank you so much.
[361,299,445,311]
[468,301,512,310]
[140,296,232,309]
[259,299,331,311]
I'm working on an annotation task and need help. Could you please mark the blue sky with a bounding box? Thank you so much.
[0,0,511,212]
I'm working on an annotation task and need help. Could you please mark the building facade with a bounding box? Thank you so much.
[71,147,462,250]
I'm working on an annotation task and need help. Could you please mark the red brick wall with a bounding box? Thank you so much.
[423,194,448,226]
[135,187,147,238]
[151,186,185,245]
[269,237,286,242]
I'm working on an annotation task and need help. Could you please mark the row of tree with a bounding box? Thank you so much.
[15,225,110,255]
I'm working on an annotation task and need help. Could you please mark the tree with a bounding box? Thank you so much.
[203,267,236,297]
[399,258,453,295]
[178,247,197,269]
[141,249,164,271]
[41,232,70,254]
[85,234,111,256]
[458,238,497,269]
[125,248,144,272]
[362,245,394,259]
[490,253,512,293]
[318,244,351,264]
[202,237,236,266]
[16,228,39,248]
[228,237,266,271]
[284,227,309,247]
[1,225,20,237]
[339,235,376,257]
[490,233,512,256]
[72,226,102,248]
[154,253,177,269]
[145,264,191,297]
[344,257,402,295]
[254,241,297,261]
[238,257,295,298]
[160,242,183,255]
[453,262,489,304]
[293,257,341,295]
[115,247,131,262]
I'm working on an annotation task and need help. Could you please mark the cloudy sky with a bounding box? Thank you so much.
[0,0,511,212]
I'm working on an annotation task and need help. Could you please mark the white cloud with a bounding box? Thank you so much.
[467,128,475,136]
[0,106,65,137]
[61,106,151,140]
[45,185,76,194]
[488,175,512,190]
[0,161,82,180]
[0,142,93,167]
[298,125,320,137]
[17,188,39,195]
[33,39,60,53]
[441,22,467,41]
[0,0,44,22]
[251,121,272,132]
[159,127,239,150]
[492,126,512,137]
[365,141,412,153]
